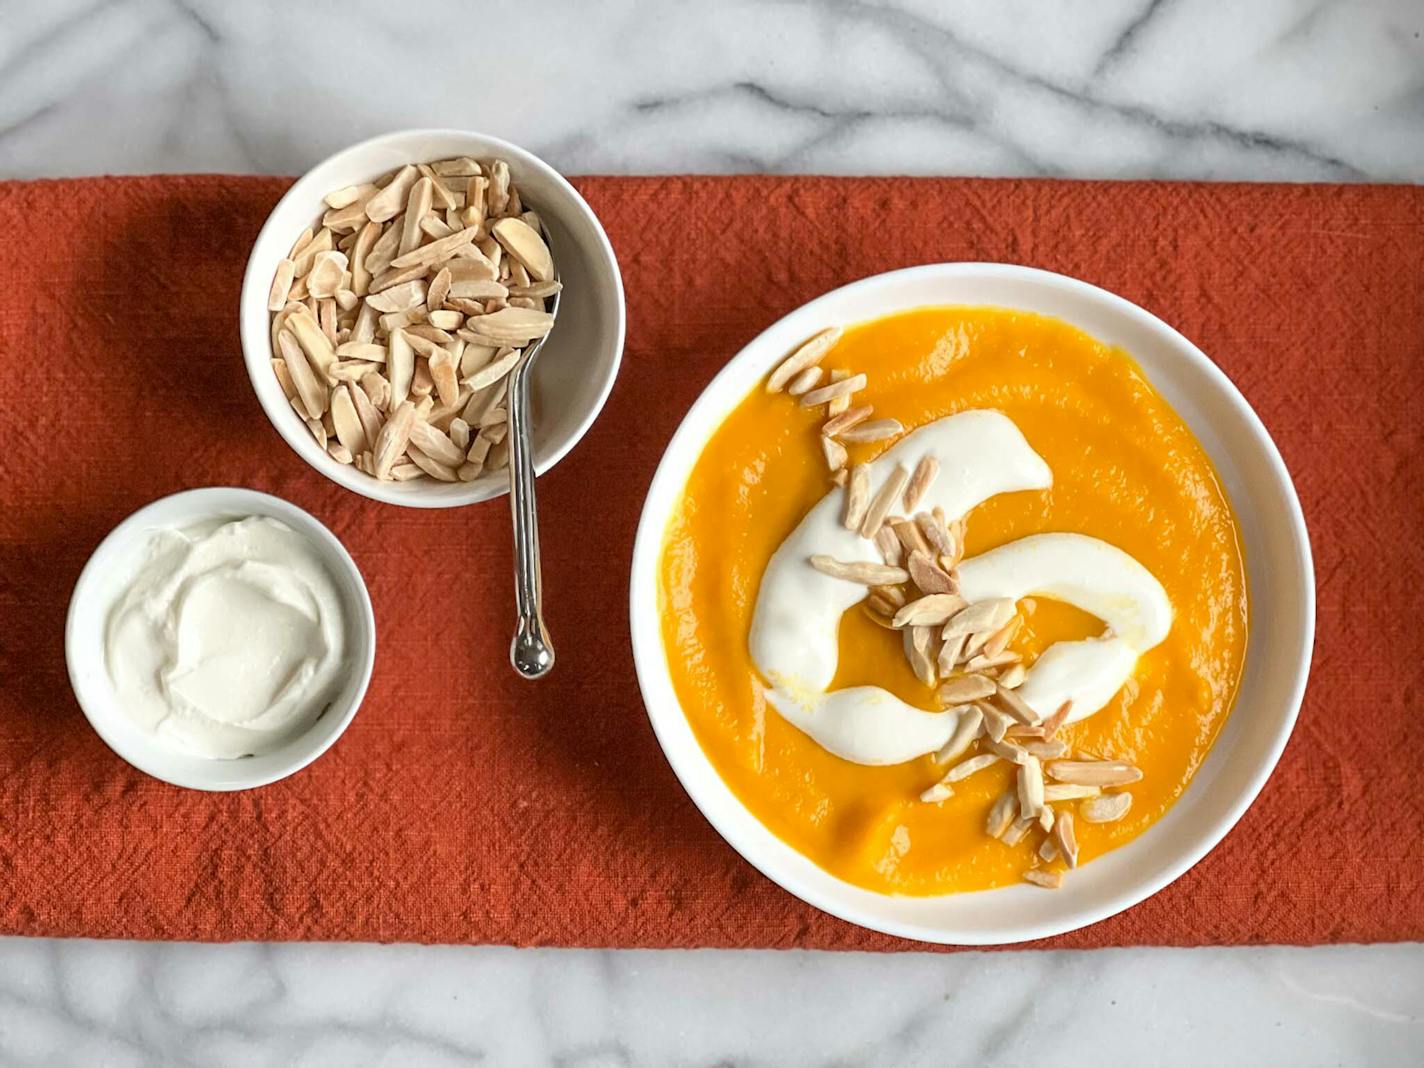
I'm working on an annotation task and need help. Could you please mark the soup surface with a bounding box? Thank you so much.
[658,307,1247,894]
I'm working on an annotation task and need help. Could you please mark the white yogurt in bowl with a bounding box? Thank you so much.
[67,488,376,790]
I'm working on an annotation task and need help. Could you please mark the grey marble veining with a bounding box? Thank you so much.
[2,0,1422,1064]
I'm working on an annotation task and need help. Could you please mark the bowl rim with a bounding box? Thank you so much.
[628,262,1315,945]
[239,126,627,509]
[64,486,377,791]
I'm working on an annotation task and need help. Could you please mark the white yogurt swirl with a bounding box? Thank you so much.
[748,410,1172,765]
[105,515,350,759]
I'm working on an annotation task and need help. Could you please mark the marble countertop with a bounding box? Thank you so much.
[3,0,1422,1064]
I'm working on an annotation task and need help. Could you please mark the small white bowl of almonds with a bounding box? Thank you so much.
[240,129,625,506]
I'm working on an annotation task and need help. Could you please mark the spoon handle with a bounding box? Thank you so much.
[507,359,554,679]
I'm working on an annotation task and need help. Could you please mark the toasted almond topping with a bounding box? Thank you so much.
[799,372,866,409]
[809,555,909,586]
[936,632,968,677]
[1001,816,1035,847]
[1038,836,1059,862]
[935,705,983,764]
[891,517,932,557]
[1053,810,1079,868]
[903,455,938,512]
[907,549,956,595]
[838,418,903,443]
[826,370,852,416]
[822,404,873,437]
[907,625,937,687]
[1017,755,1045,819]
[992,682,1041,726]
[786,366,824,396]
[874,525,902,566]
[1043,783,1101,802]
[937,674,996,704]
[942,598,1016,637]
[997,662,1027,690]
[1041,700,1074,738]
[893,593,968,628]
[843,464,870,530]
[985,792,1018,838]
[767,327,842,392]
[821,435,848,472]
[984,736,1030,765]
[982,616,1022,660]
[919,782,954,804]
[872,583,907,608]
[944,752,1001,784]
[1023,739,1070,760]
[860,464,910,539]
[1046,760,1143,787]
[866,594,897,621]
[966,650,1021,673]
[976,701,1014,743]
[1023,868,1061,889]
[1081,792,1133,823]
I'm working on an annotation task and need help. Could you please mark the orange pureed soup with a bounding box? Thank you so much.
[658,307,1249,895]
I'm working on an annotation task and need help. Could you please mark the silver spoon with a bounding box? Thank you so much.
[506,254,560,679]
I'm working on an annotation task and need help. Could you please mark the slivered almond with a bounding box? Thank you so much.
[327,442,352,464]
[268,259,296,311]
[935,705,982,764]
[406,442,459,481]
[998,662,1027,690]
[287,309,336,381]
[982,616,1022,659]
[398,177,433,255]
[986,792,1018,839]
[787,366,824,396]
[966,650,1020,673]
[871,584,906,608]
[1040,700,1073,738]
[492,216,554,282]
[891,517,931,557]
[767,327,842,392]
[304,417,327,449]
[386,330,415,407]
[429,349,460,408]
[463,349,521,391]
[821,436,847,472]
[288,227,315,260]
[860,464,909,538]
[993,683,1041,726]
[329,384,368,455]
[843,465,870,530]
[936,632,967,677]
[1038,837,1059,862]
[389,224,482,270]
[411,359,435,399]
[373,400,416,479]
[1045,761,1142,787]
[907,550,956,595]
[874,525,902,566]
[461,306,553,344]
[938,674,996,704]
[1081,792,1133,823]
[903,455,938,512]
[448,279,509,301]
[919,782,954,804]
[893,593,967,628]
[366,280,427,313]
[976,701,1013,743]
[335,342,387,362]
[1017,755,1045,819]
[907,625,937,686]
[838,418,902,443]
[1023,869,1061,889]
[359,371,390,412]
[409,418,467,467]
[800,373,866,408]
[826,370,852,415]
[809,555,908,586]
[942,598,1016,638]
[1001,817,1034,847]
[1053,811,1079,868]
[306,251,349,299]
[1023,739,1070,761]
[823,404,872,437]
[984,736,1030,765]
[365,164,419,223]
[1043,783,1100,802]
[944,752,1000,783]
[277,330,329,418]
[271,358,297,402]
[349,376,385,446]
[291,228,333,276]
[427,267,452,310]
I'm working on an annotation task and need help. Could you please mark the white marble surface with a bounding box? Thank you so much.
[2,0,1422,1064]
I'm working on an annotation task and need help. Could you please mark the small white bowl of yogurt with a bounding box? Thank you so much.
[65,487,376,791]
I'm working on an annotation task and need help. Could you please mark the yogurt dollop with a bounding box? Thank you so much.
[105,516,350,759]
[749,410,1172,765]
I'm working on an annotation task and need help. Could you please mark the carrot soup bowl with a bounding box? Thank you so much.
[628,263,1314,945]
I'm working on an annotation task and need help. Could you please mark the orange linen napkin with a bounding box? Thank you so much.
[0,175,1420,949]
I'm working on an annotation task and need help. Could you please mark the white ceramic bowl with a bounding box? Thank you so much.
[65,488,376,791]
[240,128,626,507]
[629,263,1314,945]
